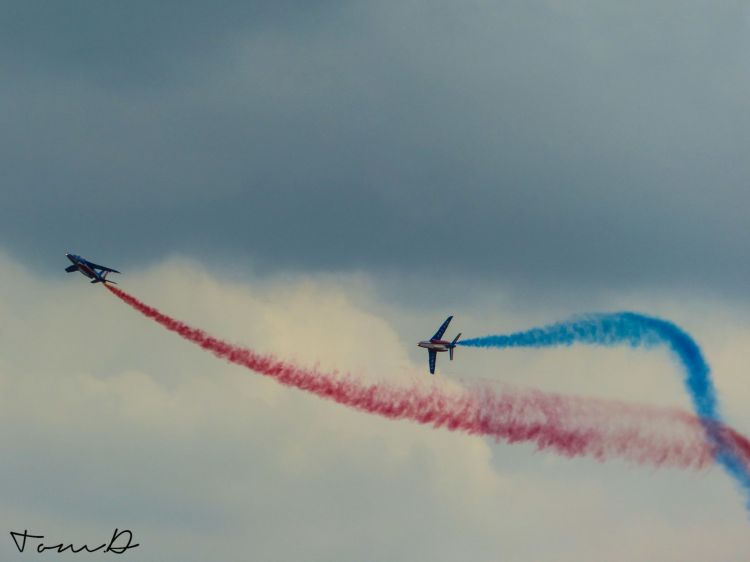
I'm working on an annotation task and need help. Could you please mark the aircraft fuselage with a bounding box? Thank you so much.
[417,339,453,352]
[66,254,101,281]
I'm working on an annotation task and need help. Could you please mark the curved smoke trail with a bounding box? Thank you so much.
[460,313,750,511]
[106,286,750,476]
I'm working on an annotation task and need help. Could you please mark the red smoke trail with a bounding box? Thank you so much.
[107,285,750,471]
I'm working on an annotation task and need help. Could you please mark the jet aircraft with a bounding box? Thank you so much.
[417,316,461,375]
[64,253,120,284]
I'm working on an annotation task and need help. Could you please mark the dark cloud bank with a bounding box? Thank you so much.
[2,1,749,300]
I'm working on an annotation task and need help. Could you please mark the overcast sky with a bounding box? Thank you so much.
[2,0,750,299]
[2,2,750,560]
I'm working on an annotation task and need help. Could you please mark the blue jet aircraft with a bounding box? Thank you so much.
[417,316,461,375]
[65,253,120,284]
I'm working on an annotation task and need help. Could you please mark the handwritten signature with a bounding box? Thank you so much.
[10,529,139,554]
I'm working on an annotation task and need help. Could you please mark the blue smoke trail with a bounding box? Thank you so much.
[460,312,750,511]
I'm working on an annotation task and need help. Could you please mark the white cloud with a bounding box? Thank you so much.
[0,254,748,561]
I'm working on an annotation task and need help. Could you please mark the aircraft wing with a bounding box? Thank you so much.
[87,261,120,274]
[428,350,437,375]
[65,265,78,272]
[431,316,453,340]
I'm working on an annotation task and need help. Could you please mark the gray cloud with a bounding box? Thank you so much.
[1,1,749,300]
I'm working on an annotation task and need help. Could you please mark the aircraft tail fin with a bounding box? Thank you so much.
[449,333,461,360]
[93,272,118,285]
